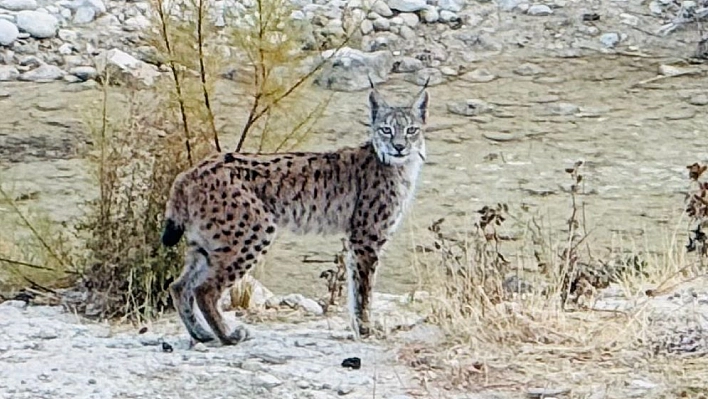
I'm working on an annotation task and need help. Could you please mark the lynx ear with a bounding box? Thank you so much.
[368,80,389,123]
[411,89,429,124]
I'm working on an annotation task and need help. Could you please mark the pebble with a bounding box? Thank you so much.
[373,18,390,31]
[460,68,496,82]
[360,19,373,34]
[387,0,427,12]
[371,0,393,16]
[18,64,64,81]
[439,9,457,22]
[514,62,544,76]
[438,0,464,12]
[255,373,283,389]
[399,12,419,27]
[393,56,423,73]
[421,6,439,22]
[0,65,19,81]
[600,32,620,48]
[527,4,552,15]
[73,6,96,24]
[547,102,579,115]
[0,19,19,46]
[498,0,521,10]
[405,67,444,86]
[0,0,37,10]
[688,94,708,106]
[447,99,491,116]
[399,25,416,39]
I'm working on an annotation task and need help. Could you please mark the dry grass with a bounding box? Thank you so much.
[408,161,708,398]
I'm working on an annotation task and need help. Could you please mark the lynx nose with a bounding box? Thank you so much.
[393,143,405,153]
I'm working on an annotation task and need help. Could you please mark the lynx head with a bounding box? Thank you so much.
[368,83,429,166]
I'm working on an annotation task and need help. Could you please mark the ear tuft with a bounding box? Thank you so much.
[411,90,429,124]
[369,88,388,124]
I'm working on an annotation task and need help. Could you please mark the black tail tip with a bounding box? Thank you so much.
[161,219,185,247]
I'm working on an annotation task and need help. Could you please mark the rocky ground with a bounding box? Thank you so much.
[0,292,442,399]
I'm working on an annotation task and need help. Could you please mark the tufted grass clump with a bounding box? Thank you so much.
[411,161,705,396]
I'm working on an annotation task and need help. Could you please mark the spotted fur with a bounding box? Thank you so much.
[161,86,430,345]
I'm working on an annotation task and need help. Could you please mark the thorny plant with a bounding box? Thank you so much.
[558,160,589,308]
[685,162,708,262]
[317,239,348,313]
[424,203,512,319]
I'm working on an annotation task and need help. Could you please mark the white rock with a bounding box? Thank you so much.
[73,6,96,24]
[399,12,419,27]
[373,17,390,31]
[421,5,439,22]
[649,0,662,14]
[255,374,282,389]
[629,379,657,390]
[0,19,19,46]
[85,0,105,13]
[315,46,393,91]
[387,0,426,12]
[600,32,620,48]
[16,10,59,38]
[289,9,305,19]
[440,66,457,76]
[280,294,324,315]
[0,65,19,81]
[18,64,64,82]
[399,24,415,39]
[69,66,97,81]
[514,62,544,76]
[94,48,161,86]
[58,42,73,55]
[0,0,36,11]
[439,10,457,22]
[619,12,638,26]
[405,67,444,86]
[393,56,423,72]
[527,4,552,15]
[438,0,464,12]
[360,19,373,34]
[58,29,78,41]
[228,275,274,309]
[497,0,520,10]
[371,0,392,16]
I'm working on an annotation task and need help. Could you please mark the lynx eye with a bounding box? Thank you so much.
[406,126,420,135]
[379,126,393,136]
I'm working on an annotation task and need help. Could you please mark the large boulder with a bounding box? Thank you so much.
[16,10,59,39]
[314,47,393,92]
[94,48,161,87]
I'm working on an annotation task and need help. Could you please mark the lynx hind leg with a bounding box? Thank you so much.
[169,250,215,343]
[192,195,278,345]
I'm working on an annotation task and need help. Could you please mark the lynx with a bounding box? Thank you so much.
[161,84,430,345]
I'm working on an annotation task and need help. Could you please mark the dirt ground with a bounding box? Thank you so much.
[2,52,708,297]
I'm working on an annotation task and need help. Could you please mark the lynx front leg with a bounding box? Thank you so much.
[345,239,384,338]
